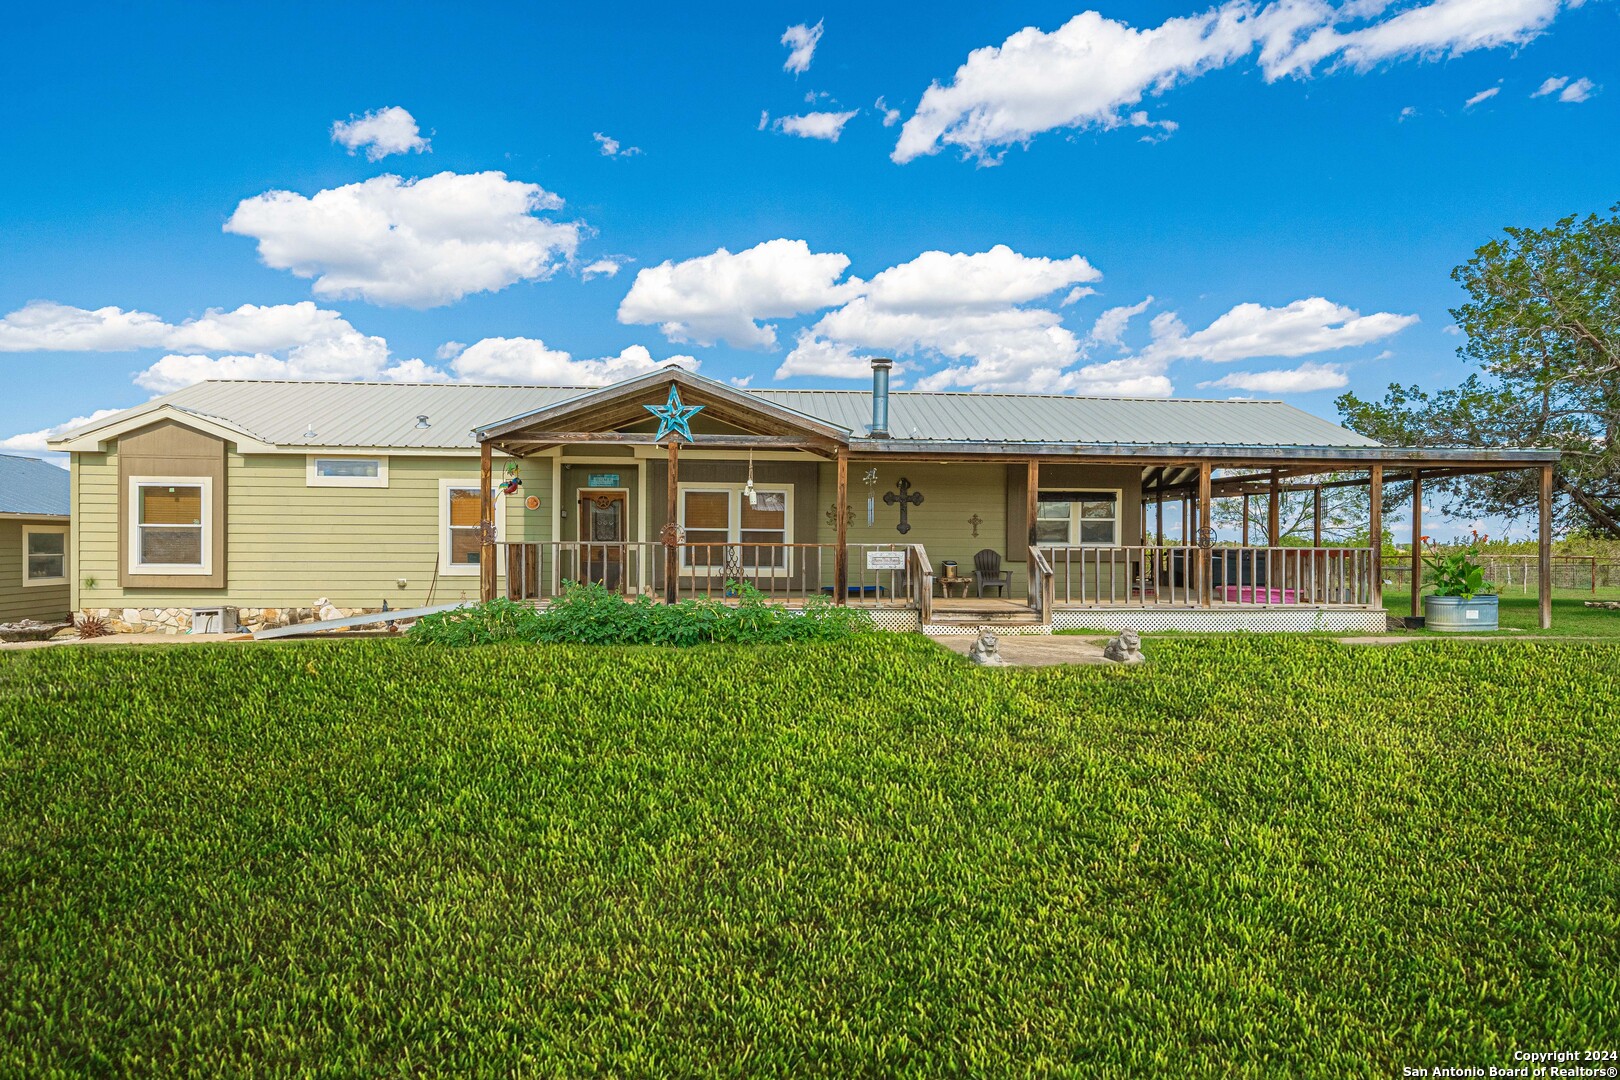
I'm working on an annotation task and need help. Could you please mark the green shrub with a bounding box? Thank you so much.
[408,580,875,647]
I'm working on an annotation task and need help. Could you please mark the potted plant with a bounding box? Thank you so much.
[1420,532,1498,632]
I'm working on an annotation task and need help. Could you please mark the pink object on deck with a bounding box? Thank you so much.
[1218,585,1298,604]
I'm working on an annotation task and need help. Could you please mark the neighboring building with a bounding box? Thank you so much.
[0,454,71,625]
[50,365,1559,634]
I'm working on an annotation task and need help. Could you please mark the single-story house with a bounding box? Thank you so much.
[0,453,71,626]
[50,363,1560,634]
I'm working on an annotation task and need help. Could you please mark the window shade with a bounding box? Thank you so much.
[139,486,202,525]
[449,489,482,527]
[683,491,730,529]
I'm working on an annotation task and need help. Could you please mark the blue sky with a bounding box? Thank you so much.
[3,0,1616,520]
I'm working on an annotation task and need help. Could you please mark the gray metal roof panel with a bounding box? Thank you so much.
[59,379,1382,451]
[0,454,70,516]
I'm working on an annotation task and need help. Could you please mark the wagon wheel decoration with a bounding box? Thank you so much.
[659,521,686,546]
[1195,526,1218,550]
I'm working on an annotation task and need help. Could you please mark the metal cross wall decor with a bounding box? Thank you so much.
[883,477,924,535]
[967,513,983,538]
[644,384,704,442]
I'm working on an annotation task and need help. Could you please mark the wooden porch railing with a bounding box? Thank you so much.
[909,544,933,623]
[1028,545,1055,621]
[502,541,915,606]
[1042,545,1377,608]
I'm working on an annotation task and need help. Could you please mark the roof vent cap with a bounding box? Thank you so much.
[416,415,431,428]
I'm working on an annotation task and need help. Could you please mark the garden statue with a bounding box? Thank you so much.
[968,631,1007,666]
[1103,630,1144,664]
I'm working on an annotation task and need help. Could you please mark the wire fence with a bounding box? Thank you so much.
[1385,555,1616,594]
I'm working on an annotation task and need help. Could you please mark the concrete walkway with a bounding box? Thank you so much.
[933,634,1116,667]
[0,632,251,651]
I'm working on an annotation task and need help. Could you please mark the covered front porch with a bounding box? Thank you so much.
[470,368,1560,633]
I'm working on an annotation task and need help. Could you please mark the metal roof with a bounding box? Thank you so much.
[54,378,1385,452]
[0,454,70,516]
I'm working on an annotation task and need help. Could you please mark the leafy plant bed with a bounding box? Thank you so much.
[409,581,876,646]
[2,637,1616,1074]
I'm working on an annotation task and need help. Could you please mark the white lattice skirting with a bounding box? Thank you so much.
[1050,608,1386,633]
[920,622,1053,637]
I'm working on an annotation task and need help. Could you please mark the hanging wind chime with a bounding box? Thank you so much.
[744,448,759,509]
[863,468,879,527]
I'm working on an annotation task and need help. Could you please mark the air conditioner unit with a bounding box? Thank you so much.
[191,607,238,634]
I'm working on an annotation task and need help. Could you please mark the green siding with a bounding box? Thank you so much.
[0,520,72,623]
[74,450,549,611]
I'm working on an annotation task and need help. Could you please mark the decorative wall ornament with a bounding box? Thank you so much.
[1196,526,1217,550]
[525,495,541,511]
[968,513,983,538]
[883,477,924,535]
[645,384,703,442]
[825,503,855,528]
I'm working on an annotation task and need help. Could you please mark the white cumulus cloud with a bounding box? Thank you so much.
[2,408,123,453]
[781,20,824,74]
[581,258,622,280]
[1532,74,1569,95]
[1138,297,1418,364]
[331,106,430,161]
[1199,360,1351,393]
[772,110,859,141]
[893,0,1579,163]
[593,132,641,157]
[449,339,697,384]
[618,239,859,350]
[1464,85,1501,107]
[1559,76,1597,102]
[1088,297,1155,349]
[224,171,583,308]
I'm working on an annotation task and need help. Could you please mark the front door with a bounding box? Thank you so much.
[578,491,627,590]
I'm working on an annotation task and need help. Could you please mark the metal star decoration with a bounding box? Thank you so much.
[644,384,703,442]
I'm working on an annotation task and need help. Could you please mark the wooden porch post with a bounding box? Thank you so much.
[1026,458,1039,589]
[664,440,680,604]
[1241,494,1250,546]
[1196,462,1212,607]
[1156,493,1164,546]
[1539,464,1553,630]
[1180,498,1189,544]
[1369,464,1383,610]
[478,439,496,603]
[1410,472,1423,619]
[835,449,849,605]
[1267,471,1281,546]
[1312,485,1322,547]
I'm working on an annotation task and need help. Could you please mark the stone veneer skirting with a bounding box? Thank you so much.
[82,606,391,635]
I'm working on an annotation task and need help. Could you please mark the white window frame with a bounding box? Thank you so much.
[128,476,213,576]
[1035,487,1122,547]
[306,455,389,488]
[438,479,502,576]
[677,482,794,576]
[21,524,68,587]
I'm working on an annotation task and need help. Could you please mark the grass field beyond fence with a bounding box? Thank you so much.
[2,638,1617,1076]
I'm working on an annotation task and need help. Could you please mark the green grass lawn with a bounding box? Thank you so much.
[1384,587,1620,639]
[2,637,1617,1076]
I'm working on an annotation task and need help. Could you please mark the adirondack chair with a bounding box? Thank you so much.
[973,548,1013,598]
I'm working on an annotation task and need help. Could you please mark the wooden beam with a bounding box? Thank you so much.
[1026,458,1039,590]
[1369,464,1384,612]
[1197,462,1212,607]
[1267,471,1281,546]
[1312,485,1322,548]
[1410,473,1423,620]
[1539,464,1554,630]
[495,432,840,449]
[664,440,680,604]
[835,449,848,606]
[1181,497,1189,544]
[1241,494,1250,546]
[479,440,495,604]
[1156,493,1164,545]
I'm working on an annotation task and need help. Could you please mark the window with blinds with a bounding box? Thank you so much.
[680,486,791,571]
[23,526,67,583]
[135,483,205,567]
[448,487,483,566]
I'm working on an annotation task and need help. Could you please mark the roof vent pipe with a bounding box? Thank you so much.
[869,358,893,438]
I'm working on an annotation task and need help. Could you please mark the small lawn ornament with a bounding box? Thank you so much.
[968,631,1007,666]
[499,462,522,496]
[1103,630,1145,664]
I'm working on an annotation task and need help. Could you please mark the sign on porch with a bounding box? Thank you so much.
[865,550,907,571]
[587,473,620,488]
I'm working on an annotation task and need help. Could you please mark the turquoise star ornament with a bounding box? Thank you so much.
[645,384,704,442]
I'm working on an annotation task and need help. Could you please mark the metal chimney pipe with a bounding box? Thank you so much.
[870,358,893,438]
